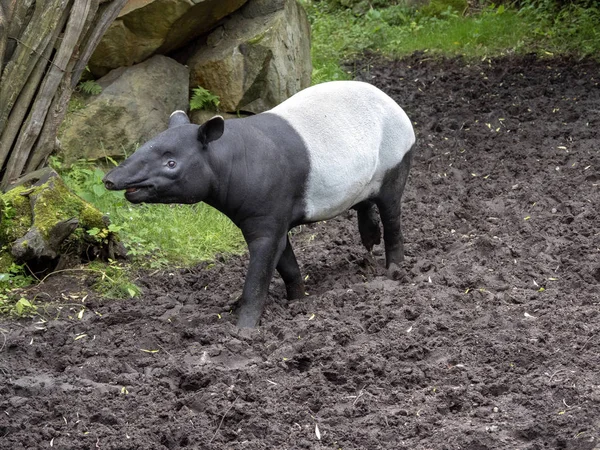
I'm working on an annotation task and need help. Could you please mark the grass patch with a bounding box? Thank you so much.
[302,0,600,83]
[88,260,142,299]
[107,202,244,267]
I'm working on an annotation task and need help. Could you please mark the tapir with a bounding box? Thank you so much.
[103,81,416,328]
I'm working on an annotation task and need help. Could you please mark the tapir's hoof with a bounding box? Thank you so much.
[234,326,260,340]
[236,313,260,328]
[361,234,381,252]
[286,281,306,300]
[387,263,408,282]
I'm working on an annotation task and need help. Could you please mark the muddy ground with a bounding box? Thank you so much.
[1,55,599,449]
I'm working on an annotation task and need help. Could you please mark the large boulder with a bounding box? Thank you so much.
[89,0,248,77]
[59,55,188,164]
[188,0,311,114]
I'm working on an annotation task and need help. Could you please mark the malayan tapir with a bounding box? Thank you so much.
[103,81,416,328]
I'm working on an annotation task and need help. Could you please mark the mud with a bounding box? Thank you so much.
[1,54,599,449]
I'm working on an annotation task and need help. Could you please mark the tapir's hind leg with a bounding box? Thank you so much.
[276,236,305,300]
[354,201,381,251]
[375,149,414,278]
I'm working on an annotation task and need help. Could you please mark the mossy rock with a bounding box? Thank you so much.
[0,168,125,274]
[1,185,32,243]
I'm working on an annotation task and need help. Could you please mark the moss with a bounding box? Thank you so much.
[0,186,33,243]
[59,93,89,136]
[32,177,105,242]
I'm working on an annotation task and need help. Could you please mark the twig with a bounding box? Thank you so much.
[353,384,368,406]
[579,333,596,352]
[0,329,6,352]
[155,343,174,359]
[37,267,114,285]
[209,397,238,444]
[546,369,566,383]
[24,262,41,282]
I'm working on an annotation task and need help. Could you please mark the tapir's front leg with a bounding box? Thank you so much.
[237,221,288,328]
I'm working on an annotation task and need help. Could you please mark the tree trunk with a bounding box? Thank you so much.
[0,0,128,190]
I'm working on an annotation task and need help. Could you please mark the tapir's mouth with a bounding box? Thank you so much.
[123,185,151,202]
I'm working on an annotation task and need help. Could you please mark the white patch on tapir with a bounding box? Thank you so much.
[270,81,415,222]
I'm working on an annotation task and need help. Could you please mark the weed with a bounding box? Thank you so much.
[13,297,37,315]
[56,159,126,213]
[0,263,36,316]
[89,260,141,299]
[190,86,220,111]
[0,263,34,292]
[78,80,102,95]
[0,295,38,317]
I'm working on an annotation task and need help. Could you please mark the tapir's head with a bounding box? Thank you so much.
[103,111,224,204]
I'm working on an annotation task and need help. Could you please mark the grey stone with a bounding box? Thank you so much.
[60,55,189,163]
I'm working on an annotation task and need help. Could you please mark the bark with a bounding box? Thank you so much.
[0,32,54,169]
[3,0,91,182]
[0,0,128,189]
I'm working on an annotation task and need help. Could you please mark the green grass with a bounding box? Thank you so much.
[303,0,600,83]
[58,161,244,268]
[106,202,244,267]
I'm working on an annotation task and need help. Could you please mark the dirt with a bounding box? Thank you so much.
[1,54,599,450]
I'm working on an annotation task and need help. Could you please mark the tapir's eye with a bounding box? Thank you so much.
[167,160,177,168]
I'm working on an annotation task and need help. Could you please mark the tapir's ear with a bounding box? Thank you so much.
[198,116,225,147]
[169,110,190,128]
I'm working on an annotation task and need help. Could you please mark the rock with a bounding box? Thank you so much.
[89,0,248,77]
[188,0,311,114]
[59,55,188,164]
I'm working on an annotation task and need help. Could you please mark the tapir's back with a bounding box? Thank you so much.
[269,81,415,222]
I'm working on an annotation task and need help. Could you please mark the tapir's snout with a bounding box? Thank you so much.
[102,165,154,203]
[102,170,118,191]
[103,168,132,191]
[103,178,115,190]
